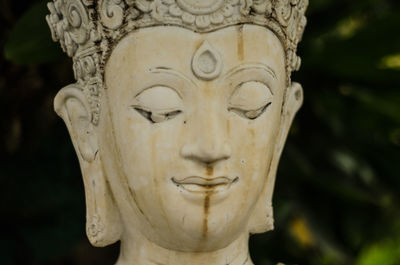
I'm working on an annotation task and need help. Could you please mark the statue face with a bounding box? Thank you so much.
[103,25,286,251]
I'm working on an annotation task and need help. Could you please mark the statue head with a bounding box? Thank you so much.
[47,0,308,260]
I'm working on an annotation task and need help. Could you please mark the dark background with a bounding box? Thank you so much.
[1,0,399,264]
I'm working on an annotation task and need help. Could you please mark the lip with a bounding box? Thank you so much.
[171,176,239,203]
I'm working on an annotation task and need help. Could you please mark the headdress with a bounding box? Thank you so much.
[46,0,308,124]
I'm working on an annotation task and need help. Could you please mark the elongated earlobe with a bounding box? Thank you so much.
[248,82,303,234]
[54,84,122,246]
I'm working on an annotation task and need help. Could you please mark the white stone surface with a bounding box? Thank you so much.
[48,1,308,264]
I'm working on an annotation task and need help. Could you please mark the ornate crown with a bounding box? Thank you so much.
[46,0,308,125]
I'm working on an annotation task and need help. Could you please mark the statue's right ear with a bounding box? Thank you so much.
[54,84,97,162]
[54,84,122,247]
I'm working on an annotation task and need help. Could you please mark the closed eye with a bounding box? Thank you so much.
[229,102,271,120]
[134,107,182,123]
[130,85,183,123]
[228,81,273,120]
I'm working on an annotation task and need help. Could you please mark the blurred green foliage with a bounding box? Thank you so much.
[0,0,399,264]
[4,2,63,64]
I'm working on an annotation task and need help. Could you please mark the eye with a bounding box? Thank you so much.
[131,86,183,123]
[133,107,182,123]
[228,81,273,120]
[229,103,271,120]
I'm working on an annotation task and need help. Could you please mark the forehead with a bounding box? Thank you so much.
[106,24,285,84]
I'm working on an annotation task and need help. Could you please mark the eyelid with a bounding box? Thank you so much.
[133,106,182,123]
[229,81,273,109]
[229,102,271,120]
[131,85,183,123]
[134,85,183,111]
[228,80,273,120]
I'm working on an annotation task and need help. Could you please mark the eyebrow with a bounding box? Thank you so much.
[223,63,277,80]
[149,66,197,88]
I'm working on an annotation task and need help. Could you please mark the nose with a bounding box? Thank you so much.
[180,113,231,165]
[181,140,231,165]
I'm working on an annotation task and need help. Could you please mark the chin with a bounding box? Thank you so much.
[145,199,253,252]
[155,221,248,252]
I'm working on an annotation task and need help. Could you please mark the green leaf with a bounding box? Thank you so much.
[3,2,64,65]
[356,239,400,265]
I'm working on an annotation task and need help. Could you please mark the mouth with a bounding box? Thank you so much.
[171,176,239,193]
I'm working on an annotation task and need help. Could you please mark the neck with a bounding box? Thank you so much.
[115,232,253,265]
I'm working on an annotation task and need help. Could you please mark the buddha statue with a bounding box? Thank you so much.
[46,1,308,264]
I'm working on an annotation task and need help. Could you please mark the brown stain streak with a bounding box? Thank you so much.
[195,39,205,50]
[206,166,213,176]
[237,25,244,61]
[202,191,211,238]
[204,84,212,96]
[249,128,255,138]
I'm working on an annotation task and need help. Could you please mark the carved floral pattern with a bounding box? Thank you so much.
[46,0,97,56]
[47,0,308,125]
[73,53,102,123]
[148,0,242,29]
[99,0,126,29]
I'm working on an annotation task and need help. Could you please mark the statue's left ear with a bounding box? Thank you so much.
[54,84,122,247]
[248,82,303,234]
[275,82,303,158]
[54,85,98,162]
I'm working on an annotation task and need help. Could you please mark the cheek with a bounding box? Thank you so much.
[231,117,277,159]
[117,118,155,190]
[237,126,271,185]
[115,111,184,184]
[230,106,281,182]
